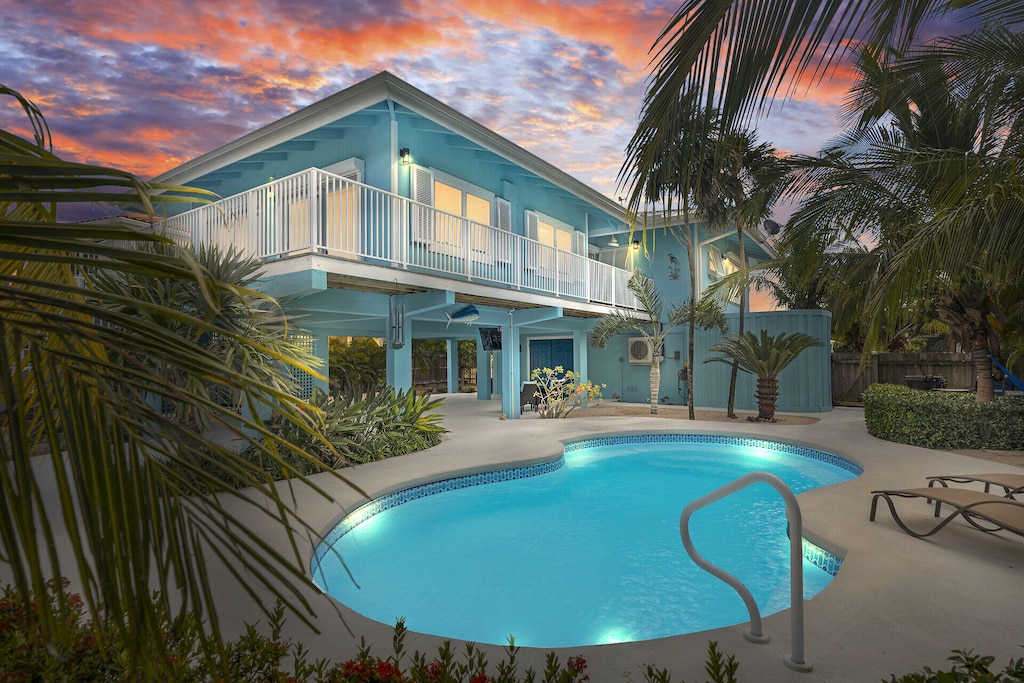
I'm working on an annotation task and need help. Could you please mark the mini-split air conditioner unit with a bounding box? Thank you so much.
[628,337,662,365]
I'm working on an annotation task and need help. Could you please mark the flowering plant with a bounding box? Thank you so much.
[530,367,604,419]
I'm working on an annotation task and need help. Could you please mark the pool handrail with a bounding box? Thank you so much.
[679,471,812,673]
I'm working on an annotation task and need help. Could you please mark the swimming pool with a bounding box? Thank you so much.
[311,434,860,648]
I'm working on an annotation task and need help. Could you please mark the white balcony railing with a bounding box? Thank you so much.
[158,168,639,309]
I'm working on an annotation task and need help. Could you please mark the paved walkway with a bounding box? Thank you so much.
[211,395,1023,682]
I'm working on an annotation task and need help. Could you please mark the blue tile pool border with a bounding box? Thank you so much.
[312,458,565,572]
[312,433,856,578]
[564,433,863,477]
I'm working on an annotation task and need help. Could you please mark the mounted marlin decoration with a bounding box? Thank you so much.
[445,305,480,329]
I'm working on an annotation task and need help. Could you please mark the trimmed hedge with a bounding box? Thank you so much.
[863,384,1024,450]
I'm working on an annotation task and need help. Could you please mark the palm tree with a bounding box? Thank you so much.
[89,241,320,431]
[591,273,724,414]
[706,330,821,421]
[782,32,1023,401]
[1,85,344,676]
[636,0,1022,194]
[695,127,790,417]
[621,90,726,418]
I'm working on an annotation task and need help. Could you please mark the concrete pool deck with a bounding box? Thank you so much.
[210,394,1024,682]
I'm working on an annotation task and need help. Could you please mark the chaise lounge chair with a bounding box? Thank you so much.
[869,487,1024,539]
[926,473,1024,499]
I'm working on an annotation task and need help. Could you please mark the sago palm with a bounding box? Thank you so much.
[706,330,821,421]
[591,273,724,415]
[0,85,346,677]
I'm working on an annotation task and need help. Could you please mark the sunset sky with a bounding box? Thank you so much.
[3,0,977,221]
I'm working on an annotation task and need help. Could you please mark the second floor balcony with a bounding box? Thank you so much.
[158,168,639,311]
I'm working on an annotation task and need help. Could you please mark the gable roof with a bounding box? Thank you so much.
[152,71,626,220]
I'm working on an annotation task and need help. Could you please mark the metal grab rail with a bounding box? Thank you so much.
[679,471,813,673]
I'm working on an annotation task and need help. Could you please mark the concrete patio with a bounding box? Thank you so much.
[202,395,1024,680]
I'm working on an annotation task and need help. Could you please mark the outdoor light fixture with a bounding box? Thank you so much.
[607,235,619,248]
[399,148,411,165]
[632,240,640,251]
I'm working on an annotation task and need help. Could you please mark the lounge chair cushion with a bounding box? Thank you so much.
[927,473,1024,499]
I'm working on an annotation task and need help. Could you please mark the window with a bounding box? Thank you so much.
[708,244,725,277]
[524,210,583,254]
[410,166,495,254]
[708,244,743,304]
[321,158,363,255]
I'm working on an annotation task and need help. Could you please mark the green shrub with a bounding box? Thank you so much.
[887,649,1024,682]
[330,337,387,395]
[238,384,447,476]
[0,579,593,682]
[862,384,1024,450]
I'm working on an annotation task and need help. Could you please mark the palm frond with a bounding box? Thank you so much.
[0,85,353,677]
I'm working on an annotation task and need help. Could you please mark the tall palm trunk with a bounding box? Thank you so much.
[972,331,995,403]
[684,202,696,420]
[650,356,661,414]
[726,223,747,418]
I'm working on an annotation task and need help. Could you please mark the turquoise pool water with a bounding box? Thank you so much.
[312,435,859,648]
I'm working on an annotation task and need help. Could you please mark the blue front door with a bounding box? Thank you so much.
[529,338,574,376]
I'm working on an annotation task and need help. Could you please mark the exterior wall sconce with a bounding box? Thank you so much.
[399,148,411,165]
[632,240,641,251]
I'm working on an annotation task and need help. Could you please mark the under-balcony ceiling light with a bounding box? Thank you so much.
[607,235,619,248]
[399,148,411,165]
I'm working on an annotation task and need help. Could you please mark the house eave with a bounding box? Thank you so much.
[152,71,626,221]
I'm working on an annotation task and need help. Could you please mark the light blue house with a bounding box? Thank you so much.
[153,72,831,417]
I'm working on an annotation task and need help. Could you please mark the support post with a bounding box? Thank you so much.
[476,338,491,400]
[446,339,460,394]
[500,325,522,419]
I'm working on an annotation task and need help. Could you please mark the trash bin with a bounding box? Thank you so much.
[906,375,928,390]
[906,375,947,390]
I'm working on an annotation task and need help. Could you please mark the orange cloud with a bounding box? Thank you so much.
[454,0,671,69]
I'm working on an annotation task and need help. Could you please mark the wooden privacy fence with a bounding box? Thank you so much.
[832,352,974,404]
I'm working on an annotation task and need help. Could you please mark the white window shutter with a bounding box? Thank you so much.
[411,165,434,242]
[496,198,511,232]
[525,210,539,241]
[495,198,512,263]
[572,230,586,256]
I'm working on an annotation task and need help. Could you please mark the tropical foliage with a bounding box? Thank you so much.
[0,579,593,683]
[240,384,447,475]
[89,241,320,431]
[778,31,1024,402]
[706,330,820,421]
[620,89,720,419]
[591,273,724,415]
[634,0,1022,190]
[0,84,346,677]
[637,3,1024,404]
[529,367,604,418]
[330,336,387,394]
[695,126,790,417]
